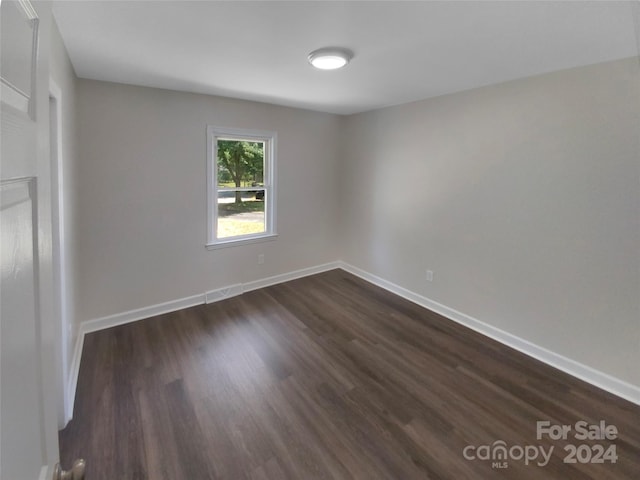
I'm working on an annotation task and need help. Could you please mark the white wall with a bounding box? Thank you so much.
[340,57,640,387]
[73,57,639,394]
[76,80,342,322]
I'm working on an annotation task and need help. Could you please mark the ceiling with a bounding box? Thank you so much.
[52,1,639,115]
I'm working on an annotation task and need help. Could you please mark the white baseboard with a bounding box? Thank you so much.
[66,259,639,423]
[338,261,640,406]
[243,261,342,293]
[80,293,206,335]
[79,261,342,337]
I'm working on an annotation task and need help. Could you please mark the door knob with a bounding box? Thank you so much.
[53,459,85,480]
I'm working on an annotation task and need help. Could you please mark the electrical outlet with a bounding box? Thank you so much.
[426,270,434,282]
[258,254,265,265]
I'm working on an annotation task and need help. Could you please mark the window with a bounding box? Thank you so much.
[207,126,277,248]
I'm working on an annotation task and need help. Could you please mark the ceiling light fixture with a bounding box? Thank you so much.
[308,47,353,70]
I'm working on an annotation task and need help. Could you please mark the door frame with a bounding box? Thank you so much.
[49,78,72,427]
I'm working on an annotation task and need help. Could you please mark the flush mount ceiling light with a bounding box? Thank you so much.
[308,47,353,70]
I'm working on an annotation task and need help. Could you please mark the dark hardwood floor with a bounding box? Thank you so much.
[59,269,640,479]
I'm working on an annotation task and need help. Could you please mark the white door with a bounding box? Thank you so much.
[1,1,59,478]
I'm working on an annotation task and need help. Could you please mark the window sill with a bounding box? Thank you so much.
[206,233,278,250]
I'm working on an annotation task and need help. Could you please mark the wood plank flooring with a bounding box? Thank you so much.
[59,269,640,479]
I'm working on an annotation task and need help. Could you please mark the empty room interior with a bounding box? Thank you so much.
[1,1,640,479]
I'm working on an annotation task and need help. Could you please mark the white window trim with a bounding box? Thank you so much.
[206,126,277,249]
